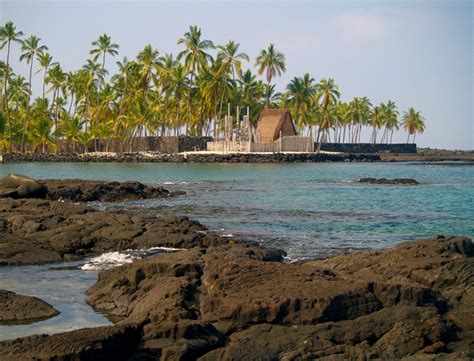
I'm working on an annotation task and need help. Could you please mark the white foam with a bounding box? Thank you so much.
[81,247,181,271]
[81,252,136,270]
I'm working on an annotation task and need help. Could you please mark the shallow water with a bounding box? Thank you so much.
[0,261,108,340]
[0,248,173,340]
[0,161,473,339]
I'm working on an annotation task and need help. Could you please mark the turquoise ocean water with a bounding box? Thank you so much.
[0,161,472,339]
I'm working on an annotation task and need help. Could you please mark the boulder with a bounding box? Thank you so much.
[0,198,237,265]
[83,236,473,360]
[43,178,184,202]
[0,290,59,324]
[0,174,184,202]
[359,177,419,185]
[0,174,48,199]
[0,324,141,361]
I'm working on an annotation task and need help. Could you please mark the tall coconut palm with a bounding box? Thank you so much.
[0,21,23,151]
[255,44,286,107]
[36,52,56,100]
[216,40,249,122]
[90,33,119,121]
[314,78,340,150]
[380,100,398,143]
[169,63,189,135]
[45,64,66,143]
[402,107,425,143]
[81,59,101,133]
[286,73,316,131]
[90,33,119,76]
[19,35,48,152]
[369,105,383,144]
[177,25,214,129]
[7,74,29,150]
[136,44,159,94]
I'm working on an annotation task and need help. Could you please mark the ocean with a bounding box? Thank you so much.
[0,161,473,339]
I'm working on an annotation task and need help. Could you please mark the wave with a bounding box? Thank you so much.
[81,247,181,270]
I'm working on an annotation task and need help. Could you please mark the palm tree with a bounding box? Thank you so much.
[90,33,119,75]
[286,73,316,131]
[8,74,29,150]
[255,44,286,107]
[369,105,383,144]
[314,78,340,150]
[177,25,214,129]
[136,44,159,95]
[402,107,425,143]
[0,21,23,151]
[45,64,66,144]
[168,63,189,135]
[90,33,119,126]
[0,26,427,151]
[19,35,48,152]
[380,100,398,143]
[81,59,101,133]
[36,52,56,100]
[216,40,249,123]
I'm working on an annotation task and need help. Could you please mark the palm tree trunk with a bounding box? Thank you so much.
[218,77,228,124]
[185,71,194,134]
[265,80,270,107]
[21,59,35,153]
[42,67,48,100]
[4,41,13,153]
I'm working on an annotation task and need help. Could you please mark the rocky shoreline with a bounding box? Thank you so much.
[0,174,184,201]
[1,148,473,163]
[359,177,419,185]
[0,290,59,325]
[0,176,472,360]
[1,151,380,163]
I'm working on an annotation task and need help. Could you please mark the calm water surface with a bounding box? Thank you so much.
[0,161,473,339]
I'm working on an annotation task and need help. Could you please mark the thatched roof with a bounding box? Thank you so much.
[256,109,297,142]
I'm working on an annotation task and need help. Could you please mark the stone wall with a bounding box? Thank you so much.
[2,152,380,163]
[319,143,417,154]
[55,136,212,154]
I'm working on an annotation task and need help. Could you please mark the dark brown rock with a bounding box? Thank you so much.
[83,236,473,360]
[2,224,472,360]
[0,324,142,361]
[0,198,235,265]
[0,290,59,324]
[0,174,48,199]
[43,178,183,202]
[359,177,419,185]
[0,174,184,202]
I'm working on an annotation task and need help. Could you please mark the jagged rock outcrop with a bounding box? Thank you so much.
[359,177,419,185]
[80,236,474,360]
[0,198,236,265]
[0,174,184,202]
[0,174,48,199]
[0,290,59,324]
[0,324,142,361]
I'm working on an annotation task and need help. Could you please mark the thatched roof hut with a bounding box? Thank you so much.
[256,109,297,142]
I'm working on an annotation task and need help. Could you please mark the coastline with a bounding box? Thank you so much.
[1,148,472,164]
[0,176,472,359]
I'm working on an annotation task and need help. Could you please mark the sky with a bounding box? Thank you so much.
[1,0,472,149]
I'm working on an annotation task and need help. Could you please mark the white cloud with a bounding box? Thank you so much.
[336,12,389,43]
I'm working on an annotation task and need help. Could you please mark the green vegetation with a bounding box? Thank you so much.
[0,21,426,153]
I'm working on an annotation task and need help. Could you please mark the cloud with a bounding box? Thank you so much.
[336,12,389,43]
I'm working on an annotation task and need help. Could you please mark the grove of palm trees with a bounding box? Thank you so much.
[0,21,426,154]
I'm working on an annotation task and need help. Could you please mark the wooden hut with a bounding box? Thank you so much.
[256,109,297,142]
